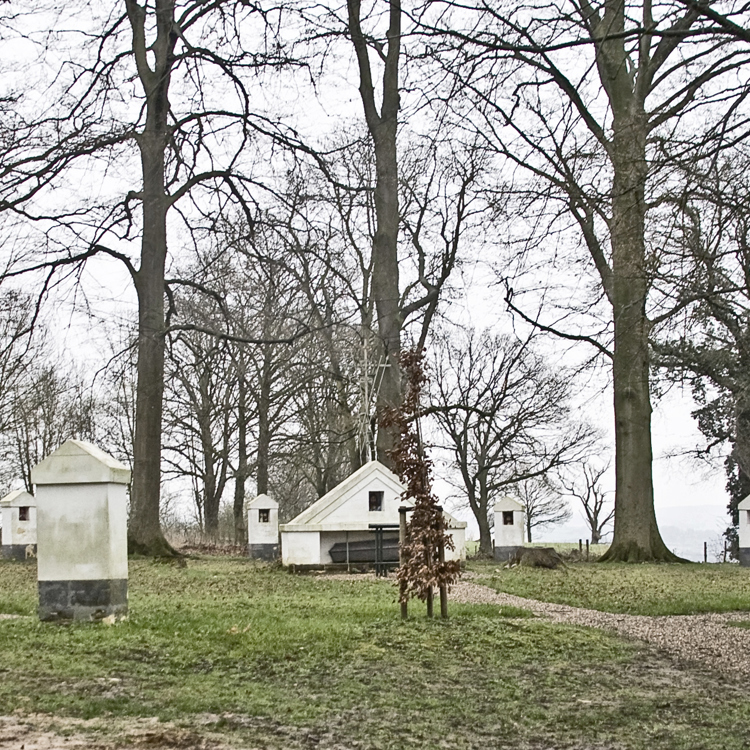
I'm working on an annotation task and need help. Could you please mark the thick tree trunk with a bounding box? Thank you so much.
[476,475,493,556]
[347,0,403,467]
[128,136,172,556]
[125,0,177,556]
[477,508,493,556]
[202,431,219,539]
[600,109,679,563]
[372,116,403,465]
[733,398,750,479]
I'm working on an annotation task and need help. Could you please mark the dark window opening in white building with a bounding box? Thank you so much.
[369,491,384,512]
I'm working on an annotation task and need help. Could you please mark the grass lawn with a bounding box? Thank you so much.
[1,558,749,749]
[470,559,750,615]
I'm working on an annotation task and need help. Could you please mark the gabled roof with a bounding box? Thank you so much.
[248,493,278,509]
[286,460,405,527]
[281,460,466,530]
[0,489,35,507]
[31,440,131,486]
[494,496,524,513]
[739,495,750,511]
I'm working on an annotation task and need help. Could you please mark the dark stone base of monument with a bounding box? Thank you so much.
[38,579,128,621]
[740,548,750,567]
[494,545,523,562]
[247,543,279,561]
[0,544,35,561]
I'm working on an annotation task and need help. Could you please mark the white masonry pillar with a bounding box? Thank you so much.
[0,489,37,560]
[493,496,525,562]
[32,440,131,621]
[247,494,279,560]
[738,496,750,567]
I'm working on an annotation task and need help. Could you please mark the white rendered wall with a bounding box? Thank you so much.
[1,505,36,546]
[36,483,128,581]
[281,531,321,565]
[445,527,466,561]
[494,508,525,548]
[248,506,279,546]
[740,508,750,548]
[323,477,404,527]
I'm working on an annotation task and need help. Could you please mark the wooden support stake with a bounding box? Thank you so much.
[438,534,448,619]
[585,539,589,561]
[399,506,408,620]
[704,541,708,563]
[579,539,583,554]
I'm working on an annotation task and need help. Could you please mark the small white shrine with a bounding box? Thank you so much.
[738,495,750,566]
[493,496,525,561]
[279,460,466,567]
[32,440,130,621]
[247,493,279,560]
[0,489,37,560]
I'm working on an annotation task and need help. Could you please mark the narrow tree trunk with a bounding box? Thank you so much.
[256,346,271,495]
[234,369,248,546]
[202,439,219,539]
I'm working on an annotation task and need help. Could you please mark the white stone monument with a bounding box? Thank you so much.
[0,489,36,560]
[494,496,525,561]
[247,493,279,560]
[738,495,750,566]
[32,440,130,621]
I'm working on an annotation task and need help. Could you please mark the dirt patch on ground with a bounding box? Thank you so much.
[0,714,233,750]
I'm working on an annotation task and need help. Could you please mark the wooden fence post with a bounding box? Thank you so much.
[438,534,448,619]
[399,506,408,620]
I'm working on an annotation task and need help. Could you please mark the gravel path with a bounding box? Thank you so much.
[452,579,750,676]
[321,571,750,676]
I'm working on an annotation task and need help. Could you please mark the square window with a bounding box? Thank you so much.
[369,491,384,512]
[502,511,514,526]
[258,509,270,523]
[18,507,29,522]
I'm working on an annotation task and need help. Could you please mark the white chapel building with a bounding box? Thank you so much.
[279,460,466,567]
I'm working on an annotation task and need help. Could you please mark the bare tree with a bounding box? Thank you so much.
[427,327,595,555]
[0,363,100,493]
[0,2,297,555]
[419,0,750,560]
[0,290,38,435]
[561,461,614,544]
[513,477,572,543]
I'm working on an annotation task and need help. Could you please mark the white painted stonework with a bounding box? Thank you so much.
[280,460,467,566]
[738,496,750,548]
[32,440,130,583]
[0,489,36,547]
[494,496,525,548]
[247,494,279,546]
